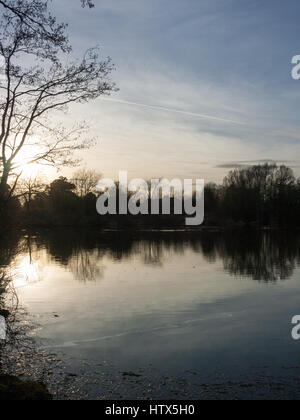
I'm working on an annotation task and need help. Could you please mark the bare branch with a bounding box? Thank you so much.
[0,2,117,200]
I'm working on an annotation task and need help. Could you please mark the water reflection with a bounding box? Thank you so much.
[0,233,31,353]
[1,230,299,283]
[219,233,299,282]
[1,230,300,400]
[68,249,105,283]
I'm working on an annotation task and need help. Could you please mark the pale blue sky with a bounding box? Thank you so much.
[51,0,300,182]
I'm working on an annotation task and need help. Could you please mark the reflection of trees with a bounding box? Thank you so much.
[13,229,300,284]
[68,250,104,283]
[139,241,164,266]
[0,232,27,357]
[0,233,22,325]
[197,231,300,282]
[16,232,105,283]
[219,233,298,282]
[0,233,22,269]
[0,233,21,293]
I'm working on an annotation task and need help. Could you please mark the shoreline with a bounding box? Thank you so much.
[2,344,300,400]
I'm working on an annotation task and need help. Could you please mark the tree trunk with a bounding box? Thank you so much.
[0,164,10,201]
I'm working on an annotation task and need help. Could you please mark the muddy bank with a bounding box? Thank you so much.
[2,344,300,400]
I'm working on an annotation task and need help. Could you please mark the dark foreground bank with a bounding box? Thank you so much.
[0,376,51,401]
[2,342,300,400]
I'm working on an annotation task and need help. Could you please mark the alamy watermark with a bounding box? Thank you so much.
[291,316,300,340]
[291,55,300,80]
[96,171,205,226]
[0,316,6,341]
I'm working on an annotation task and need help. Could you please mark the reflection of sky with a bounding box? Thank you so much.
[12,238,300,377]
[11,255,44,288]
[16,247,248,314]
[37,0,300,182]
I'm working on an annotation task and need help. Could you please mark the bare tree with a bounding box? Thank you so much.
[0,1,116,200]
[0,0,95,60]
[0,0,70,61]
[15,175,46,209]
[72,168,102,197]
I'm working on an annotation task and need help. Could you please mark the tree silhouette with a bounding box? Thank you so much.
[72,169,102,197]
[0,0,116,202]
[221,164,299,226]
[0,0,70,59]
[15,175,46,211]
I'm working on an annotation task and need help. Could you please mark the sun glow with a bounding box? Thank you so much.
[10,139,55,180]
[12,145,42,178]
[15,161,43,178]
[12,256,41,288]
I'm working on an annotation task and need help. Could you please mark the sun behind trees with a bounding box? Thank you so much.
[0,0,116,228]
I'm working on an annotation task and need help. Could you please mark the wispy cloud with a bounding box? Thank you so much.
[56,0,300,181]
[216,159,300,169]
[102,98,246,125]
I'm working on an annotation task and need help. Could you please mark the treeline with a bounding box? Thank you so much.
[205,164,300,227]
[1,164,300,231]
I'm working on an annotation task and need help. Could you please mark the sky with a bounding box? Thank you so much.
[45,0,300,183]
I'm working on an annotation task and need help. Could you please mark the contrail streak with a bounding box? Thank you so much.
[102,98,245,125]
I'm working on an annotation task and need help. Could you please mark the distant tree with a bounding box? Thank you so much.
[204,183,221,223]
[72,169,102,197]
[15,175,46,210]
[45,177,78,224]
[222,164,298,225]
[48,177,76,197]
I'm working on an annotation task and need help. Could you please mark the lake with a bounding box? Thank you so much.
[2,229,300,399]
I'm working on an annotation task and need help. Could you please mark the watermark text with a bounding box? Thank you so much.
[96,171,205,226]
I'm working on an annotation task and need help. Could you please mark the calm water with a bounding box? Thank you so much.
[2,230,300,398]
